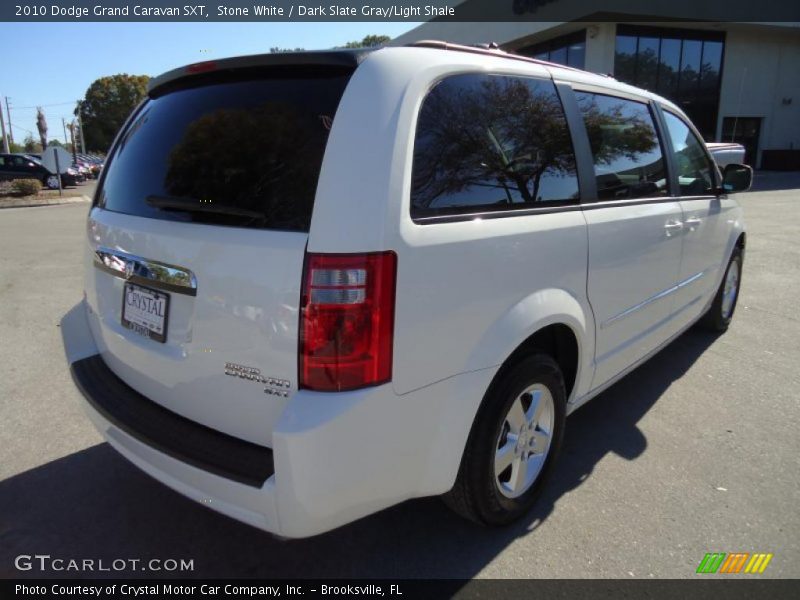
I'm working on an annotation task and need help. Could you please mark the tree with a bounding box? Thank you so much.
[413,76,582,207]
[77,74,149,152]
[1,138,24,153]
[162,103,325,229]
[270,46,304,53]
[36,107,48,149]
[23,135,42,153]
[340,34,391,49]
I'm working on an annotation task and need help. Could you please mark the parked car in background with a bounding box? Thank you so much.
[64,43,753,539]
[707,142,746,168]
[0,153,80,189]
[26,152,87,184]
[71,165,87,184]
[78,153,105,178]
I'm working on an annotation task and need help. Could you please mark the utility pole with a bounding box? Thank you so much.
[0,99,9,153]
[76,101,86,154]
[68,121,77,164]
[62,117,68,148]
[4,97,13,145]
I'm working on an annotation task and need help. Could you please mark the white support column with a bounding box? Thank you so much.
[583,23,617,75]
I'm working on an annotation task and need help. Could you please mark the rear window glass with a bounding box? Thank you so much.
[98,71,352,231]
[411,73,580,219]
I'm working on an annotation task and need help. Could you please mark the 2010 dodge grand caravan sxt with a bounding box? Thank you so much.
[64,42,752,538]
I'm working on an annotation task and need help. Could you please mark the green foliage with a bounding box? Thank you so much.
[77,74,150,153]
[270,47,304,53]
[1,138,24,153]
[11,178,42,196]
[23,135,42,153]
[340,34,391,49]
[46,139,63,148]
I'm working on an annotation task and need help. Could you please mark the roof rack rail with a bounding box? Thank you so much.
[406,40,585,73]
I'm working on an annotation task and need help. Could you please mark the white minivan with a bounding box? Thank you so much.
[65,42,751,538]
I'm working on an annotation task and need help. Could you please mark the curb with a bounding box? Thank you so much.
[0,195,92,209]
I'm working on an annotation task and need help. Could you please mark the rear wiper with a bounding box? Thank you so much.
[146,195,266,221]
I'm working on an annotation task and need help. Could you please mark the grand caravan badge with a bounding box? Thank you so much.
[224,362,291,398]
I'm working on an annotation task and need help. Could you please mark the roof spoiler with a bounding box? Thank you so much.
[407,40,585,73]
[147,48,375,97]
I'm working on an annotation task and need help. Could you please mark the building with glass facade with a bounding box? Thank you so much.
[394,21,800,169]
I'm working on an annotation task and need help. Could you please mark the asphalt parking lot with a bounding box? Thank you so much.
[0,176,798,580]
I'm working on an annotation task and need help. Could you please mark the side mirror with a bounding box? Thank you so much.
[721,164,753,194]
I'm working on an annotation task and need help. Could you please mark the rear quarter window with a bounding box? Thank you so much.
[98,70,352,232]
[410,73,580,219]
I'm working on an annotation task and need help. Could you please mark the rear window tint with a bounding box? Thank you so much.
[411,73,580,219]
[98,71,352,231]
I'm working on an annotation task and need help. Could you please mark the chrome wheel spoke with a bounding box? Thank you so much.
[525,453,546,482]
[509,455,529,493]
[495,439,516,475]
[526,389,545,424]
[506,397,527,433]
[531,429,550,454]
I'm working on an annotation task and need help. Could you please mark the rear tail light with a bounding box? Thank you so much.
[299,252,397,392]
[186,61,217,74]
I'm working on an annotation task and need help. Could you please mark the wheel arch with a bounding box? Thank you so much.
[439,320,582,502]
[426,290,592,495]
[463,288,593,404]
[495,323,580,402]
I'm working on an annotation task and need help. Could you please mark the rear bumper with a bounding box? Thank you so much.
[63,300,497,538]
[70,355,275,487]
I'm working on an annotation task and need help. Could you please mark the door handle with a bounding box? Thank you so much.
[684,217,702,231]
[664,220,684,237]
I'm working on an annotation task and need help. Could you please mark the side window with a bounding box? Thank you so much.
[411,73,580,218]
[575,92,668,201]
[663,111,717,196]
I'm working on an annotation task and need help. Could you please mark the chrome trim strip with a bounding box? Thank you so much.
[310,288,366,305]
[601,271,705,330]
[93,247,197,297]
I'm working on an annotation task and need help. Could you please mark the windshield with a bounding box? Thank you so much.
[97,69,352,231]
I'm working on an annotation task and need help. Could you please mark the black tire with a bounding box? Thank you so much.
[699,247,743,332]
[443,353,566,525]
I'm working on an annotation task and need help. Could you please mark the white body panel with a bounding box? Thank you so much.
[84,208,305,446]
[672,197,743,329]
[706,142,746,167]
[67,46,746,537]
[584,201,685,389]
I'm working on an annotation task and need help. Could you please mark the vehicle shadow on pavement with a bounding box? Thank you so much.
[0,330,718,580]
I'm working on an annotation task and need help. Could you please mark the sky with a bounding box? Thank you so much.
[0,22,419,144]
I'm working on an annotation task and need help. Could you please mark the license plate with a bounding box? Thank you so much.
[121,283,170,343]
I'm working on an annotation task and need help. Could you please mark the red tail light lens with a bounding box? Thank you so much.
[299,252,397,391]
[185,61,217,74]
